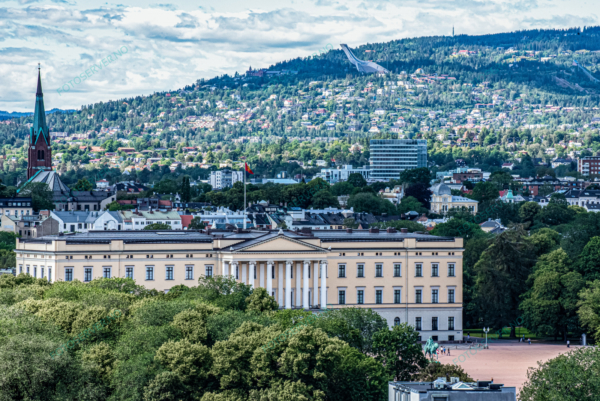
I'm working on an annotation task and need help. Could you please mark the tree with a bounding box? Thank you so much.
[73,178,93,191]
[415,363,474,382]
[404,183,431,209]
[347,193,396,215]
[520,347,600,401]
[470,181,499,204]
[188,217,206,230]
[181,176,191,202]
[144,223,171,230]
[19,182,54,212]
[105,201,134,211]
[196,275,252,311]
[535,201,575,226]
[371,219,424,233]
[519,202,541,225]
[310,189,340,209]
[331,181,354,196]
[400,167,431,186]
[245,287,278,313]
[520,249,584,340]
[578,280,600,342]
[343,217,359,229]
[347,173,367,188]
[431,219,486,241]
[313,307,388,355]
[371,323,427,381]
[577,236,600,282]
[397,196,427,214]
[473,226,534,335]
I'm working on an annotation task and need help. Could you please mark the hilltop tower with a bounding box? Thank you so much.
[27,67,53,179]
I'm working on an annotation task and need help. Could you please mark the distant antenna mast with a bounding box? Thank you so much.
[452,26,454,37]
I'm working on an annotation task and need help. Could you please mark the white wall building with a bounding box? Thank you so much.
[314,165,371,184]
[210,170,244,189]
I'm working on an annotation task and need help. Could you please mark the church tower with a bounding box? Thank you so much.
[27,67,53,179]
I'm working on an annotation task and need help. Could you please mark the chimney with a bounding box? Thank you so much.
[346,228,352,233]
[369,228,379,233]
[387,227,397,233]
[301,227,312,234]
[400,228,408,233]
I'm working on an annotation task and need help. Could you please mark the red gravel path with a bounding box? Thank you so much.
[435,342,577,392]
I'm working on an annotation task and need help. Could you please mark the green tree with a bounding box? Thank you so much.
[519,202,541,225]
[535,201,575,226]
[343,217,359,229]
[431,219,486,241]
[520,347,600,401]
[473,226,534,335]
[371,323,427,381]
[73,178,93,191]
[348,193,397,215]
[578,280,600,342]
[181,176,191,202]
[19,182,54,212]
[370,219,424,233]
[415,362,474,382]
[577,237,600,282]
[188,217,206,230]
[196,275,252,311]
[144,223,172,230]
[310,189,340,209]
[470,181,499,204]
[245,287,278,313]
[397,196,426,214]
[520,249,584,340]
[347,173,367,188]
[400,167,431,186]
[331,181,355,196]
[313,307,388,355]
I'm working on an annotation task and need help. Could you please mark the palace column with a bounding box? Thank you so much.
[278,262,284,306]
[296,263,302,307]
[231,262,239,280]
[313,261,319,306]
[267,261,274,298]
[303,260,310,310]
[320,260,327,308]
[249,262,256,289]
[223,261,229,276]
[285,261,293,309]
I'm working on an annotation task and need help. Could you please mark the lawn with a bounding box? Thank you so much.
[464,327,545,340]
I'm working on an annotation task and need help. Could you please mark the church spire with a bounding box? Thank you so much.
[32,65,49,146]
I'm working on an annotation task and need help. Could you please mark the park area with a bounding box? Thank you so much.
[436,341,579,392]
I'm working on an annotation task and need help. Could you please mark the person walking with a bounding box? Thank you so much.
[567,340,570,348]
[528,338,531,345]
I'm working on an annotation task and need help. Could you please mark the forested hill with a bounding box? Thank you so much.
[0,26,599,188]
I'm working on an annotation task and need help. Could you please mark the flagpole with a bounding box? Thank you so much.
[243,163,247,229]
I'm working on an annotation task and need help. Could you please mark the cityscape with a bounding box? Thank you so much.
[1,1,600,400]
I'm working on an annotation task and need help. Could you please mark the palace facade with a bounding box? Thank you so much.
[16,227,464,341]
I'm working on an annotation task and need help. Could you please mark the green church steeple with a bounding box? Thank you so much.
[31,65,49,146]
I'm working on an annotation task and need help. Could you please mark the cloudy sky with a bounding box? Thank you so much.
[0,0,597,112]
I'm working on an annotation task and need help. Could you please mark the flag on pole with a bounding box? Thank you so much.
[245,162,254,174]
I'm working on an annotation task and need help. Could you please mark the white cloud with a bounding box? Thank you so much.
[0,0,597,111]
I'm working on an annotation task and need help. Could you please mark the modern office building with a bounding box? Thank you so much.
[370,139,427,181]
[17,227,464,341]
[210,170,244,189]
[314,165,371,184]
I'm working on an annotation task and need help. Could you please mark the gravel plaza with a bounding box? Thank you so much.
[435,341,582,392]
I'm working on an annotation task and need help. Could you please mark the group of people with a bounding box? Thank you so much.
[435,346,451,357]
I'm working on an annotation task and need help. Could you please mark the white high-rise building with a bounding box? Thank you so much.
[210,170,244,189]
[370,139,427,181]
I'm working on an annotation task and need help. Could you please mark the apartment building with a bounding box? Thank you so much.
[16,228,464,341]
[314,164,371,184]
[370,139,427,181]
[578,156,600,177]
[210,170,244,189]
